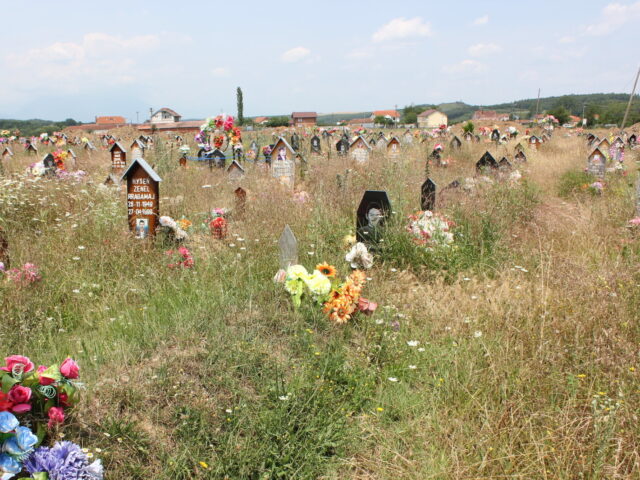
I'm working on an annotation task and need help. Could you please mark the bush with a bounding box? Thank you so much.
[557,170,597,198]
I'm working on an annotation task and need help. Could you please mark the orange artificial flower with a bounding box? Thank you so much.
[316,263,337,278]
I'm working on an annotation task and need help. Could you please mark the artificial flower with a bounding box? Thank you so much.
[1,356,35,375]
[345,242,373,269]
[315,263,336,278]
[60,358,79,379]
[303,270,332,299]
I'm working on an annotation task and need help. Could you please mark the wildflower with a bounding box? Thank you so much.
[387,377,398,382]
[376,407,384,412]
[408,365,417,370]
[199,461,208,469]
[407,340,419,347]
[474,331,483,338]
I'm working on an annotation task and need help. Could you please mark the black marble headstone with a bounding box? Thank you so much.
[311,135,321,153]
[356,190,391,245]
[43,154,56,176]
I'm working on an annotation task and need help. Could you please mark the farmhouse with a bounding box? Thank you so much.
[291,112,317,127]
[370,110,400,121]
[150,108,182,124]
[417,109,448,128]
[253,117,269,125]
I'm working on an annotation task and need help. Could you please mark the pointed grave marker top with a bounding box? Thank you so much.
[279,224,298,269]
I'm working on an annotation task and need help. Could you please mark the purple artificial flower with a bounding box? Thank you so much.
[24,441,103,480]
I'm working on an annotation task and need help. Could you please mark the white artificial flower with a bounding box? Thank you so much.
[345,242,373,269]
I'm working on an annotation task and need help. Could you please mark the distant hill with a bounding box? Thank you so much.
[0,118,80,136]
[316,93,639,126]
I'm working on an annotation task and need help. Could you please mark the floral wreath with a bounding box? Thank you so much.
[195,115,241,152]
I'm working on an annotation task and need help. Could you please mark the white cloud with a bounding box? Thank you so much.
[468,43,502,57]
[372,17,432,42]
[3,33,161,94]
[559,36,575,44]
[211,67,230,77]
[472,15,489,26]
[442,59,487,74]
[585,1,640,35]
[281,46,311,63]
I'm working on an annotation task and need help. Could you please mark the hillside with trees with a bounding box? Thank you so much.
[0,118,80,136]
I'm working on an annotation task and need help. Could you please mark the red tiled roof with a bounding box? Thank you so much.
[96,116,126,124]
[373,110,399,118]
[291,112,317,118]
[418,109,438,117]
[253,116,268,123]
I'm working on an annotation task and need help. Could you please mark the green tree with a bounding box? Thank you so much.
[374,115,394,126]
[462,121,475,134]
[585,105,602,127]
[548,106,570,125]
[266,116,290,127]
[236,87,244,126]
[401,104,427,125]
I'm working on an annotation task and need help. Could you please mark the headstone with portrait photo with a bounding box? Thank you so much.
[120,158,162,239]
[310,135,321,154]
[587,148,606,179]
[356,190,391,246]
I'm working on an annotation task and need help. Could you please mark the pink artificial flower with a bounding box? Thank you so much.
[628,217,640,226]
[223,116,234,131]
[47,406,65,428]
[358,298,378,315]
[37,365,55,386]
[58,392,71,408]
[8,385,32,413]
[1,355,35,374]
[60,358,79,379]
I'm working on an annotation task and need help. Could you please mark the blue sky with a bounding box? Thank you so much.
[1,0,639,122]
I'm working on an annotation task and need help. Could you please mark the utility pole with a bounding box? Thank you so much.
[582,103,587,127]
[620,65,640,132]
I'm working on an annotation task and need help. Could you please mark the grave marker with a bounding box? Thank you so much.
[476,151,499,173]
[515,150,527,163]
[587,148,606,179]
[109,142,127,174]
[2,147,13,160]
[310,135,321,154]
[450,136,462,149]
[227,159,245,180]
[336,138,349,156]
[387,137,401,157]
[42,154,56,177]
[290,133,300,152]
[234,187,246,214]
[120,158,161,239]
[421,178,436,211]
[628,134,637,146]
[271,138,295,186]
[356,190,391,245]
[350,135,371,163]
[278,225,298,269]
[498,157,512,171]
[130,139,146,159]
[528,135,541,149]
[209,148,226,169]
[25,143,38,155]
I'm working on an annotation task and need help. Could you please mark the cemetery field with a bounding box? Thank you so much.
[1,131,640,479]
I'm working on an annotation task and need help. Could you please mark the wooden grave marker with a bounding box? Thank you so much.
[515,150,527,163]
[2,147,13,161]
[587,148,606,179]
[476,151,499,173]
[356,190,391,245]
[226,160,245,180]
[209,148,226,169]
[498,157,512,171]
[278,225,298,269]
[350,135,371,163]
[130,139,146,159]
[110,142,127,174]
[121,158,162,239]
[387,137,401,157]
[450,136,462,149]
[234,187,246,214]
[421,178,436,211]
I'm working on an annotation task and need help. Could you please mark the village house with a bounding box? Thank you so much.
[291,112,317,127]
[253,116,269,126]
[472,110,510,122]
[66,115,128,133]
[370,110,400,122]
[417,109,448,128]
[150,108,182,124]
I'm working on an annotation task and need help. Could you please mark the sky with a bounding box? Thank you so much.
[1,0,639,122]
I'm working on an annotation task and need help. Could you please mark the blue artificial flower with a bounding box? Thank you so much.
[3,426,38,458]
[0,413,18,434]
[24,441,103,480]
[0,453,20,475]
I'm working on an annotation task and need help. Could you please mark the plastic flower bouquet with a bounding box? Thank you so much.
[407,210,455,249]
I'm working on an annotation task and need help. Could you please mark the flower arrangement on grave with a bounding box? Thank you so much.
[206,209,229,240]
[165,246,195,269]
[279,264,376,324]
[628,217,640,228]
[345,242,373,270]
[158,216,189,241]
[195,115,241,152]
[52,150,68,170]
[407,210,455,249]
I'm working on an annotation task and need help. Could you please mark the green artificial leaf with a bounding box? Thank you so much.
[35,423,46,446]
[39,365,62,383]
[1,373,18,393]
[32,473,49,480]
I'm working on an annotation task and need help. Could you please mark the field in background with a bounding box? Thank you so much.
[1,129,640,479]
